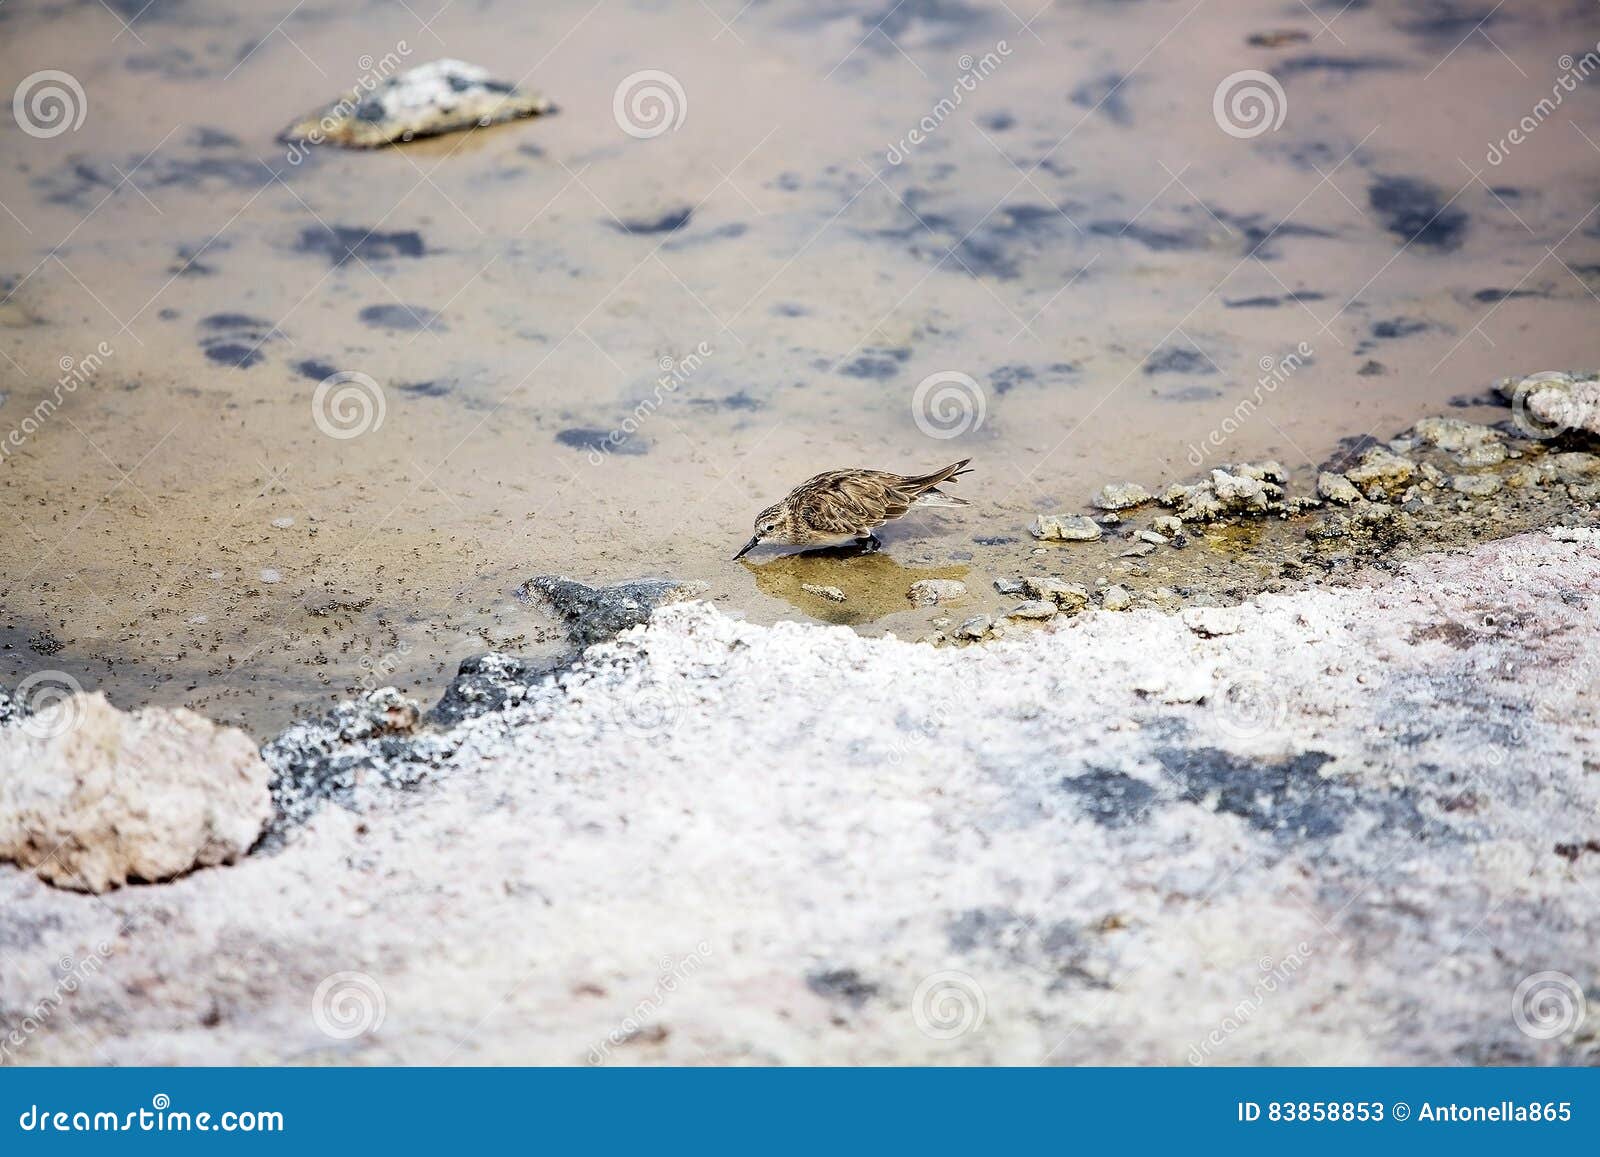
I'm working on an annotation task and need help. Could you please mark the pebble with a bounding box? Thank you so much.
[1030,514,1103,542]
[1007,600,1059,621]
[1150,515,1183,536]
[1316,471,1362,505]
[1137,530,1168,546]
[260,569,282,584]
[994,578,1026,596]
[907,579,966,607]
[1119,544,1156,558]
[1020,576,1091,609]
[953,615,993,640]
[1091,482,1154,511]
[271,517,295,529]
[1451,474,1501,497]
[1100,585,1133,611]
[801,583,847,603]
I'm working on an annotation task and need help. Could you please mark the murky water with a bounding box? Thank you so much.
[1,0,1597,735]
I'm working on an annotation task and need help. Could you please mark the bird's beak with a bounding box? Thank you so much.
[733,535,760,561]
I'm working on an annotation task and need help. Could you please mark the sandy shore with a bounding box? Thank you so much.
[2,527,1598,1065]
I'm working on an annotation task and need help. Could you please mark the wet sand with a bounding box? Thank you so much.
[1,0,1598,734]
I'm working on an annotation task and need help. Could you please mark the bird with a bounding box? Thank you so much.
[734,460,973,560]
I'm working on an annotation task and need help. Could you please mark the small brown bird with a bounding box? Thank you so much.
[734,460,973,559]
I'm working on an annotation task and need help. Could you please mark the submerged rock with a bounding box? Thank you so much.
[0,694,270,892]
[281,58,554,149]
[1020,576,1091,609]
[1007,599,1058,620]
[803,583,848,603]
[953,614,993,640]
[522,576,709,648]
[1031,514,1102,541]
[1091,481,1153,511]
[907,579,965,606]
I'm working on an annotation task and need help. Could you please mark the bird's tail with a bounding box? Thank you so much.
[904,459,973,491]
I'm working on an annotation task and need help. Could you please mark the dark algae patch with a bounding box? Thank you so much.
[1368,176,1468,251]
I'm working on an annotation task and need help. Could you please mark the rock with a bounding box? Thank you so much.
[803,584,848,603]
[1451,474,1501,497]
[1100,585,1133,611]
[1181,606,1243,637]
[0,694,270,892]
[281,58,554,149]
[430,652,555,728]
[1409,417,1506,468]
[1496,371,1600,437]
[953,615,993,640]
[1020,576,1091,609]
[1317,471,1362,505]
[1159,465,1285,522]
[993,579,1025,596]
[1552,452,1600,482]
[522,576,709,648]
[1030,514,1102,542]
[1344,448,1416,499]
[1007,600,1058,620]
[1120,543,1157,558]
[906,579,965,607]
[1150,515,1184,537]
[1138,530,1168,546]
[1091,482,1153,511]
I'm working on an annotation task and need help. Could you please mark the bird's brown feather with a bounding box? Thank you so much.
[783,460,971,540]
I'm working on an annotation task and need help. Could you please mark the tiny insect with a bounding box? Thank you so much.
[734,460,973,559]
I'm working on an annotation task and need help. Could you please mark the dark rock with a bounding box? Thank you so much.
[520,576,710,648]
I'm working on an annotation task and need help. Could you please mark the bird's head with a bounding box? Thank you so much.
[733,503,788,560]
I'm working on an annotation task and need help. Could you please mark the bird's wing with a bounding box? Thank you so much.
[797,470,912,534]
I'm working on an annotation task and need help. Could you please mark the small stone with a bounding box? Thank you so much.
[1007,600,1058,621]
[260,568,282,584]
[1410,417,1505,468]
[1150,515,1183,536]
[1020,576,1091,609]
[1344,448,1416,499]
[953,615,993,640]
[993,578,1025,596]
[271,516,295,529]
[1030,514,1102,542]
[1091,482,1154,511]
[802,583,847,603]
[1100,585,1133,611]
[1316,471,1362,505]
[1451,474,1501,497]
[1181,606,1242,637]
[1137,530,1168,546]
[1119,543,1156,558]
[907,579,966,607]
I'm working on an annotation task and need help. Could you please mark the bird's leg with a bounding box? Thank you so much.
[855,531,883,554]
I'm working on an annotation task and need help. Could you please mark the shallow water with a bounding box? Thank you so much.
[1,0,1597,734]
